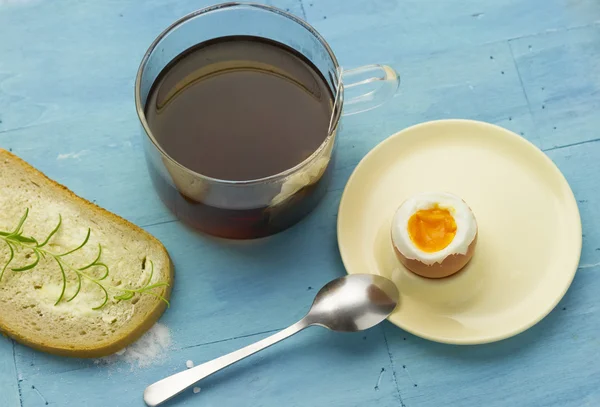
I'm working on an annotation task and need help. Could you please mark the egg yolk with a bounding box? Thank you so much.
[407,207,457,253]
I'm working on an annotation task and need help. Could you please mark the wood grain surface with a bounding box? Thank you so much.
[1,0,599,406]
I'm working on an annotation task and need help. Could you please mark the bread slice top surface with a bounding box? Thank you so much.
[0,149,173,357]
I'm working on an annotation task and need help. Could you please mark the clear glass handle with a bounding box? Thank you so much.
[340,64,400,116]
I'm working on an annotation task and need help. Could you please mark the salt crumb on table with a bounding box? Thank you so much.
[94,323,172,368]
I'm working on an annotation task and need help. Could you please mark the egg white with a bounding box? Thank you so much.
[391,192,477,265]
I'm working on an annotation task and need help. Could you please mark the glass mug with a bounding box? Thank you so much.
[135,2,400,239]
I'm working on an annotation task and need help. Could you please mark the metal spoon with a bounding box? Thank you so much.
[143,274,399,406]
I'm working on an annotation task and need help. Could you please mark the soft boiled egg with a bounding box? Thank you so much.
[391,192,478,279]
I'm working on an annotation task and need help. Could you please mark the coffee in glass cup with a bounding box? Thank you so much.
[135,3,400,239]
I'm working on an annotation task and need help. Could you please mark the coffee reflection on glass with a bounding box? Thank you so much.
[135,3,399,239]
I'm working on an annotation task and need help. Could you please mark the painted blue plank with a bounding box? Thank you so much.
[303,0,600,60]
[16,326,399,407]
[509,24,600,150]
[547,142,600,266]
[1,0,599,406]
[265,0,306,19]
[0,337,20,407]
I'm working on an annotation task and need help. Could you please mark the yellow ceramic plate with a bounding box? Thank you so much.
[337,120,581,344]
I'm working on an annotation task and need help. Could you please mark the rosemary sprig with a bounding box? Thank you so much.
[0,208,170,310]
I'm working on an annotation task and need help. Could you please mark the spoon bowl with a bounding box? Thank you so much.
[307,274,399,331]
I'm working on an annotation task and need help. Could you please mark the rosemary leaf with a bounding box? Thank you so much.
[10,208,29,236]
[11,250,40,272]
[0,243,15,281]
[54,259,67,306]
[58,228,91,257]
[39,215,62,247]
[66,273,82,302]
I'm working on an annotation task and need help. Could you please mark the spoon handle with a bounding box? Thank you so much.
[143,318,310,406]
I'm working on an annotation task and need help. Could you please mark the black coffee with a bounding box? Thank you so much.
[144,36,335,238]
[145,35,333,181]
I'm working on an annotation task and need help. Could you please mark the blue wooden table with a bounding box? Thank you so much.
[1,0,600,406]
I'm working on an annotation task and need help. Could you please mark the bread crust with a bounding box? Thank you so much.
[0,149,174,358]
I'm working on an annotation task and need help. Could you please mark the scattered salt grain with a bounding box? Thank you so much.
[95,323,172,369]
[186,360,194,369]
[193,387,201,394]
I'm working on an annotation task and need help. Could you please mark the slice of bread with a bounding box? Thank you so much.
[0,149,173,358]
